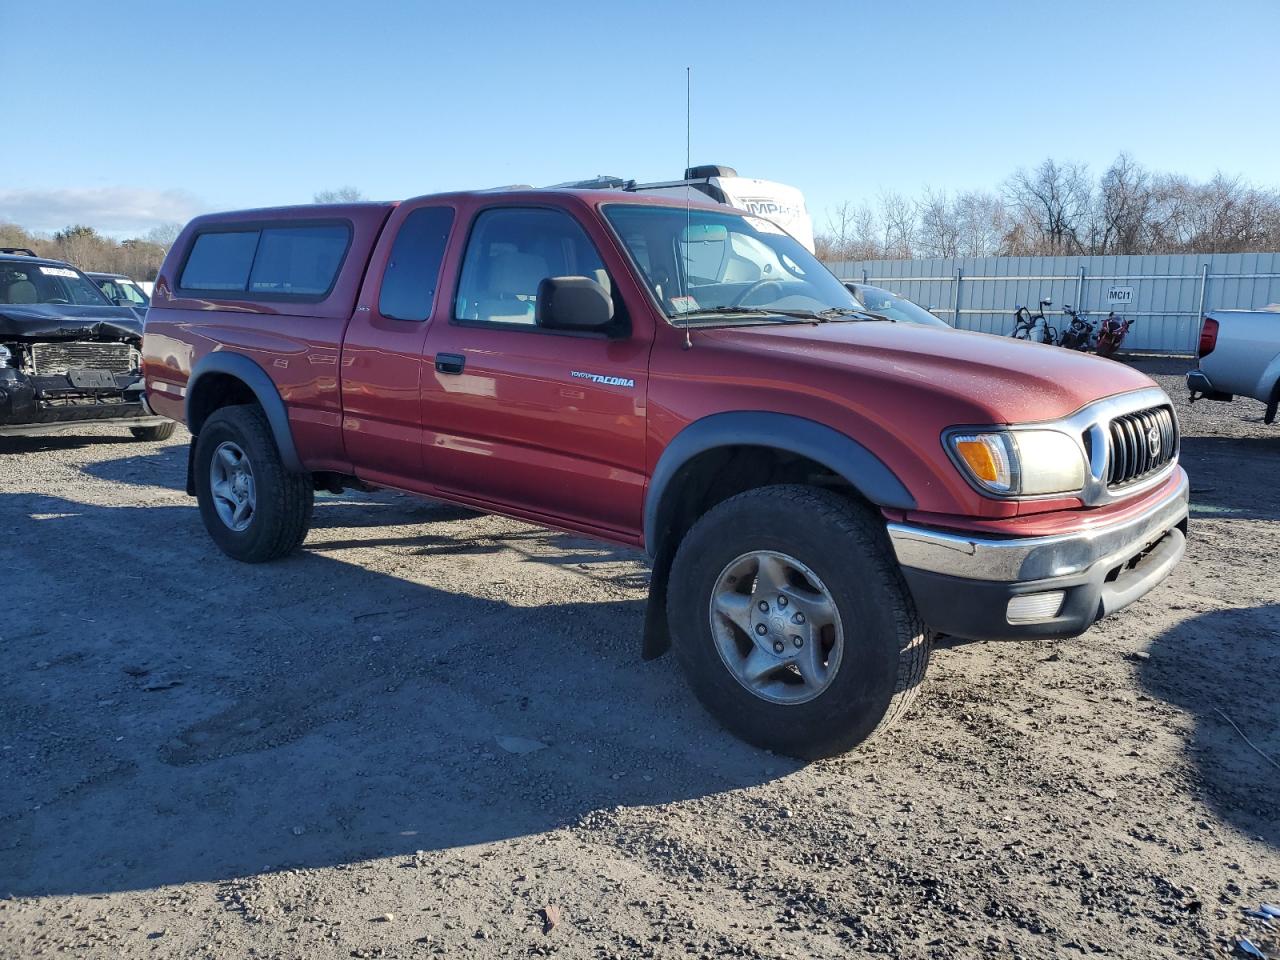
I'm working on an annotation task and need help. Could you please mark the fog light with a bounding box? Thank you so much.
[1006,591,1065,623]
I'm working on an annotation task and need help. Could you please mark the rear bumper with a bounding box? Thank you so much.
[888,469,1189,640]
[1186,369,1233,402]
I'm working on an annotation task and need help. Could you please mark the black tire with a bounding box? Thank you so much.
[667,484,931,760]
[193,404,313,563]
[130,421,177,442]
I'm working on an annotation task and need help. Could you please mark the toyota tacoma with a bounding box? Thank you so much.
[141,190,1188,758]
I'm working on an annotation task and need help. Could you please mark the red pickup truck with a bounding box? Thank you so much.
[142,190,1189,758]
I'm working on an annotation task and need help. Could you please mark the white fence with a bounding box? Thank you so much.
[823,252,1280,355]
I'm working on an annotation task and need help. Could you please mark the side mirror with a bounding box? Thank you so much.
[536,276,614,331]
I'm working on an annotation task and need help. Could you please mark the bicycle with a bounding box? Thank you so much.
[1058,305,1096,351]
[1011,298,1056,344]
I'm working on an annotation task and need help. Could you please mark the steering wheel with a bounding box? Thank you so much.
[730,278,784,308]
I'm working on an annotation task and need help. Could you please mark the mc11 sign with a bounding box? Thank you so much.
[1107,286,1134,305]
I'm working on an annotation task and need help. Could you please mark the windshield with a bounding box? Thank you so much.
[0,261,113,306]
[603,204,862,323]
[849,284,949,327]
[95,276,150,306]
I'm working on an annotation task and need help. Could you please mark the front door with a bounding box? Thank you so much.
[419,205,650,541]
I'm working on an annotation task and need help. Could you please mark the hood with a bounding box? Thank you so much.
[701,321,1157,423]
[0,303,144,341]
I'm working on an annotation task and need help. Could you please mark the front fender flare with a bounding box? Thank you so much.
[643,411,916,555]
[186,352,305,473]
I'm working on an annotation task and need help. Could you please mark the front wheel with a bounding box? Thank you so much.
[667,485,931,759]
[193,404,314,562]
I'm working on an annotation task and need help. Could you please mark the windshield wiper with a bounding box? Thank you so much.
[814,307,891,322]
[668,306,886,323]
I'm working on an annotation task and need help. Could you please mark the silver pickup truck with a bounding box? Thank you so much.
[1187,308,1280,424]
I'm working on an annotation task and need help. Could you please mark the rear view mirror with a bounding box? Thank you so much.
[680,224,728,243]
[536,276,614,331]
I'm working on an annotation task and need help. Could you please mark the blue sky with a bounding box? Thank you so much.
[2,0,1278,236]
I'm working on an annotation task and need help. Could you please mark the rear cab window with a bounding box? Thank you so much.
[179,223,352,300]
[378,207,455,321]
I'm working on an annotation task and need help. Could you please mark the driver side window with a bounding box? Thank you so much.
[454,207,610,327]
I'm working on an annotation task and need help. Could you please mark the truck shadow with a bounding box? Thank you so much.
[1138,604,1280,850]
[0,491,791,899]
[81,449,649,588]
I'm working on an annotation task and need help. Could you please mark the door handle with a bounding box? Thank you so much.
[435,352,465,375]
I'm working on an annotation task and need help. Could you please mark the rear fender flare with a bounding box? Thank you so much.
[185,352,305,473]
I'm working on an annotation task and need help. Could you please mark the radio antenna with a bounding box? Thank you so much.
[683,65,693,350]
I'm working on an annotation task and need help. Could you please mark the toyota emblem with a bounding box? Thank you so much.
[1147,426,1161,458]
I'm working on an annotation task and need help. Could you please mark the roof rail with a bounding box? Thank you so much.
[0,247,38,257]
[550,175,633,190]
[551,164,739,193]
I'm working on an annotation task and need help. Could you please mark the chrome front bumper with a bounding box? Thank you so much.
[887,469,1189,640]
[887,470,1189,582]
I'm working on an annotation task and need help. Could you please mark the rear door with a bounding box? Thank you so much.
[341,203,456,487]
[418,202,651,541]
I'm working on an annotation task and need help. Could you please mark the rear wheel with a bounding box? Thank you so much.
[193,404,313,562]
[130,422,177,442]
[667,484,931,759]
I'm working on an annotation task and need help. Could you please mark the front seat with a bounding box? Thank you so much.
[476,252,548,324]
[4,278,38,304]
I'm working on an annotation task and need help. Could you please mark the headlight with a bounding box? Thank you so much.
[0,344,11,367]
[947,429,1087,497]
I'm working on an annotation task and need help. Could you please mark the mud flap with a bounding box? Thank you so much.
[641,542,676,660]
[185,437,197,496]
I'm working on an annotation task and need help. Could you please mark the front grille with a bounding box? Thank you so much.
[1105,405,1177,488]
[30,342,135,376]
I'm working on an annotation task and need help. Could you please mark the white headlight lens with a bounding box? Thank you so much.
[0,344,11,366]
[1013,430,1087,495]
[949,429,1086,497]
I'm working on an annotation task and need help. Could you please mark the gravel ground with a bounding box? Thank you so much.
[0,357,1277,960]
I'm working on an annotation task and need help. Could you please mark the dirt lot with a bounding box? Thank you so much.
[0,358,1276,960]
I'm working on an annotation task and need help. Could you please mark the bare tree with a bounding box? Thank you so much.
[1004,159,1092,254]
[815,201,881,262]
[145,222,183,246]
[954,191,1008,257]
[1092,153,1154,255]
[879,191,916,259]
[822,200,859,261]
[915,188,960,259]
[313,186,365,203]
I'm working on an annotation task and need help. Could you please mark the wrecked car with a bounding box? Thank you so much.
[0,248,174,440]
